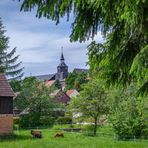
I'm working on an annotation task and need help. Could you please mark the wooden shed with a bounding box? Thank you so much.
[0,73,14,135]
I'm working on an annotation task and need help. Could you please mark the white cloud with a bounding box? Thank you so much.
[0,0,104,76]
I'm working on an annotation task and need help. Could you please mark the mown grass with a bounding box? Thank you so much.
[0,127,148,148]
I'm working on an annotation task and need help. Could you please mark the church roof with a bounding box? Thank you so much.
[73,68,88,73]
[0,73,14,97]
[35,74,56,81]
[46,80,55,87]
[58,50,67,67]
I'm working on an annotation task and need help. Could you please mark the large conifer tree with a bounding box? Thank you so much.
[19,0,148,95]
[0,18,23,79]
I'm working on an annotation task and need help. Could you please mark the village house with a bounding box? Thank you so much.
[66,89,79,98]
[0,73,14,135]
[50,89,71,105]
[14,52,87,116]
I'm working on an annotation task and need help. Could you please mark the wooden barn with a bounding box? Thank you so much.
[0,73,14,135]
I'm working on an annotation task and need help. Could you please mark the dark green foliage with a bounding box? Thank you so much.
[56,117,72,124]
[19,114,30,128]
[40,116,55,127]
[109,85,148,139]
[20,115,55,128]
[65,72,88,91]
[9,79,22,92]
[20,0,148,42]
[88,36,147,96]
[0,18,23,79]
[19,113,40,128]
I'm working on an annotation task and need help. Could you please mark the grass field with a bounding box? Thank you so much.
[0,126,148,148]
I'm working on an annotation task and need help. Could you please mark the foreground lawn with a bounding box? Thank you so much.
[0,128,148,148]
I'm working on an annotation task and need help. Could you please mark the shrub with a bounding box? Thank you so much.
[19,113,40,128]
[109,86,148,140]
[40,116,55,127]
[56,117,72,124]
[111,115,148,140]
[19,114,30,128]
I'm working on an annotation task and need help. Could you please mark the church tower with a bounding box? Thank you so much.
[56,49,68,80]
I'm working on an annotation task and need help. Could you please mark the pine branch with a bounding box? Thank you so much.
[6,62,22,70]
[6,47,16,59]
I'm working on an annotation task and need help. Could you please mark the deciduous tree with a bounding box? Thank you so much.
[65,72,88,91]
[70,78,108,136]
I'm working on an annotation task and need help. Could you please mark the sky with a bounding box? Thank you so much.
[0,0,104,77]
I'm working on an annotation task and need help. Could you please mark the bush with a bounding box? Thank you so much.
[109,86,148,140]
[40,116,55,127]
[19,114,30,128]
[19,113,40,128]
[19,113,56,128]
[56,117,72,124]
[112,116,148,140]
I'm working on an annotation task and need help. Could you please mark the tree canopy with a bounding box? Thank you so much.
[0,18,23,79]
[19,0,148,94]
[70,77,108,136]
[14,76,59,113]
[20,0,148,41]
[65,72,88,91]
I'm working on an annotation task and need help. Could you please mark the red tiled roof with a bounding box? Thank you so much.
[0,73,14,97]
[46,80,55,87]
[66,89,75,97]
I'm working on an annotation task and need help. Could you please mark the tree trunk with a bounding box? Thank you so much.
[93,117,98,136]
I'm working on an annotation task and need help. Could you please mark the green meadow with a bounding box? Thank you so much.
[0,127,147,148]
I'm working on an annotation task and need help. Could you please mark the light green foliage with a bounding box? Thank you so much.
[0,18,23,79]
[65,72,88,91]
[109,84,148,139]
[70,77,108,135]
[130,45,148,95]
[15,76,61,127]
[14,77,39,110]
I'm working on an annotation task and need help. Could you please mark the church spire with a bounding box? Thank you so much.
[60,47,64,61]
[57,47,68,80]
